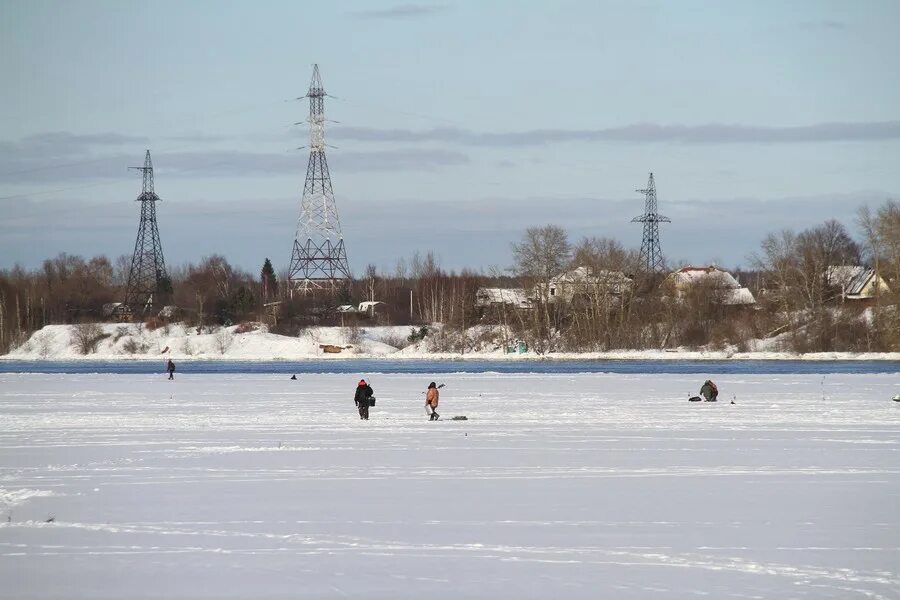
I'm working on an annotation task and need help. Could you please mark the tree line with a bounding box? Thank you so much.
[1,199,897,354]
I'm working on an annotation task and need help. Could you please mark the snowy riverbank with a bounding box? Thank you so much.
[3,323,900,362]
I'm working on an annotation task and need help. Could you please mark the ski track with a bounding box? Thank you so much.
[0,371,898,598]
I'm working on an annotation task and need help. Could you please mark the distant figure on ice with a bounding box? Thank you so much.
[426,381,440,421]
[166,359,176,380]
[354,379,374,420]
[700,380,718,402]
[290,374,297,380]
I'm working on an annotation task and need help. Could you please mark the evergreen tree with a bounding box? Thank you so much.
[260,258,277,301]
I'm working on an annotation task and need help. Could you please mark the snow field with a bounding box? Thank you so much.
[1,372,899,598]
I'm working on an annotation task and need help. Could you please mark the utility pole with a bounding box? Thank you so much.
[288,64,352,294]
[631,172,671,273]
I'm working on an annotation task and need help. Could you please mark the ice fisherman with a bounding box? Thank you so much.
[354,379,374,420]
[426,381,440,421]
[700,380,718,402]
[166,359,176,380]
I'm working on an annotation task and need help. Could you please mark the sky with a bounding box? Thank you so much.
[2,0,899,276]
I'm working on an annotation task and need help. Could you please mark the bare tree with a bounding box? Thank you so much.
[215,328,233,355]
[511,225,571,352]
[512,225,571,284]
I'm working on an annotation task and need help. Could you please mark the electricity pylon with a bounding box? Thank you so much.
[121,150,170,316]
[288,64,351,294]
[632,172,670,272]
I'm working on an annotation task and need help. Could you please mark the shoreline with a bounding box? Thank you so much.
[2,351,899,362]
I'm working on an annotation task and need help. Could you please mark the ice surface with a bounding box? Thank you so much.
[1,372,898,598]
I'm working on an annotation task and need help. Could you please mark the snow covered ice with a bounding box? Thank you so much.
[1,371,899,598]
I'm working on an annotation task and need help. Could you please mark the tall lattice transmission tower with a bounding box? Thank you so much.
[121,150,170,316]
[288,64,351,294]
[631,172,670,273]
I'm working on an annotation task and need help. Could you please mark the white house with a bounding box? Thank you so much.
[544,266,633,303]
[667,266,756,306]
[826,266,891,300]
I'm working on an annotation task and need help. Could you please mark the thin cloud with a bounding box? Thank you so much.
[330,121,900,146]
[0,146,469,184]
[0,132,151,179]
[350,3,449,19]
[799,20,847,31]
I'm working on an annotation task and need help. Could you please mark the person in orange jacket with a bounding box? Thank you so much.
[426,381,440,421]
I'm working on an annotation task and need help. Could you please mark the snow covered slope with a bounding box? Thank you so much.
[1,372,898,598]
[4,322,900,361]
[3,323,407,360]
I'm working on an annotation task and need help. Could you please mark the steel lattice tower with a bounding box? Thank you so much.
[122,150,170,315]
[288,64,351,294]
[631,172,670,272]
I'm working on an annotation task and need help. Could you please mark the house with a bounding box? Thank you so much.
[544,266,633,302]
[667,266,756,305]
[826,266,891,300]
[475,287,533,309]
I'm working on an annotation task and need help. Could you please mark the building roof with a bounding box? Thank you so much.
[667,266,755,305]
[669,266,742,289]
[475,287,532,308]
[826,266,890,298]
[550,266,632,285]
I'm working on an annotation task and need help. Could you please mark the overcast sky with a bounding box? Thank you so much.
[2,0,899,275]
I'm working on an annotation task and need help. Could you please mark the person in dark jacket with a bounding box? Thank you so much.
[354,379,374,420]
[700,379,718,402]
[166,359,176,380]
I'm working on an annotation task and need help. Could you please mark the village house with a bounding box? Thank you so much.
[666,266,756,305]
[826,266,891,300]
[544,266,633,303]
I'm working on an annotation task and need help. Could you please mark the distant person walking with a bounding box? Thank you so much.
[426,381,440,421]
[700,379,718,402]
[166,359,176,380]
[354,379,374,420]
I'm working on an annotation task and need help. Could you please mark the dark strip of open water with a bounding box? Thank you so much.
[0,359,897,375]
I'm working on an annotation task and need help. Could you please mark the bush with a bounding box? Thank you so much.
[378,333,408,349]
[122,337,148,355]
[113,326,131,342]
[344,325,363,347]
[235,321,260,334]
[270,322,305,337]
[215,329,233,354]
[407,326,429,343]
[71,323,106,354]
[144,317,163,331]
[36,333,54,358]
